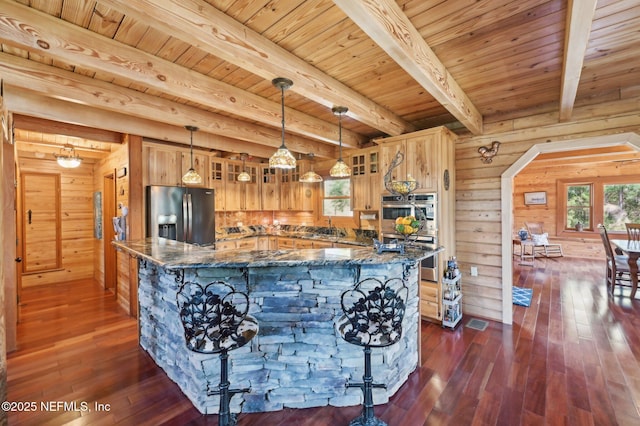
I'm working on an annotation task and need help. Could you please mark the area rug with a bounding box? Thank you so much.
[513,286,533,307]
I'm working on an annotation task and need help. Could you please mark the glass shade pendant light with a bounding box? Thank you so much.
[329,106,351,177]
[237,153,251,182]
[182,125,203,185]
[269,77,297,169]
[299,153,323,183]
[55,144,82,168]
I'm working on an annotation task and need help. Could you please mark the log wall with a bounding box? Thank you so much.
[455,96,640,322]
[18,156,95,287]
[93,140,130,311]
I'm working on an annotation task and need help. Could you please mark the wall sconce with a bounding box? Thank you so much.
[478,141,500,164]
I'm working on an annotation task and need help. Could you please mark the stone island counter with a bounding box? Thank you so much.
[113,237,442,415]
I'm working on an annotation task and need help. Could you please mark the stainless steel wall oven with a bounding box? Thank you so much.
[381,193,439,281]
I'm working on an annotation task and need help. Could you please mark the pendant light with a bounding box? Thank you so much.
[182,125,203,185]
[299,153,323,183]
[55,144,82,168]
[237,153,251,182]
[329,106,351,177]
[269,77,296,169]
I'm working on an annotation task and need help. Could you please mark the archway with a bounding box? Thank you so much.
[500,132,640,324]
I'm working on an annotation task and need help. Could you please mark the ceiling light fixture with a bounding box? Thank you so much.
[237,153,251,182]
[329,106,351,177]
[269,77,296,169]
[299,153,323,183]
[55,144,82,168]
[182,125,203,185]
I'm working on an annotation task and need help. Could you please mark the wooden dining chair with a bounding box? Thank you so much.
[598,224,633,295]
[524,222,563,257]
[625,223,640,242]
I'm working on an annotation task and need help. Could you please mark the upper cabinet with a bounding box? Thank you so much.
[145,144,181,186]
[180,150,209,188]
[349,146,380,211]
[225,159,261,211]
[209,157,227,210]
[144,141,318,211]
[378,127,456,194]
[145,143,208,187]
[261,166,280,211]
[280,161,315,211]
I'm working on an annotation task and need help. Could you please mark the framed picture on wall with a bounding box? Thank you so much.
[524,191,547,205]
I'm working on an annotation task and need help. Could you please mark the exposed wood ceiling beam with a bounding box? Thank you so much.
[0,0,363,148]
[559,0,598,122]
[99,0,414,137]
[0,56,337,159]
[5,87,332,160]
[333,0,483,135]
[13,115,123,144]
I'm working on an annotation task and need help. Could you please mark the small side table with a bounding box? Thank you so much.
[512,238,535,266]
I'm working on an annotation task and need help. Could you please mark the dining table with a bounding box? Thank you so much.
[610,239,640,298]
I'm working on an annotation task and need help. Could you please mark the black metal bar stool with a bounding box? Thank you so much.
[336,277,408,426]
[176,281,258,426]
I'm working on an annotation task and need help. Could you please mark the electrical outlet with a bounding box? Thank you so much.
[470,266,478,277]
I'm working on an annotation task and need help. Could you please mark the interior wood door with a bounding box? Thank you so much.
[2,122,18,351]
[21,172,61,273]
[103,173,117,290]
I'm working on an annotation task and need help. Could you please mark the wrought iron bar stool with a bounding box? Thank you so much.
[176,281,258,426]
[336,277,408,426]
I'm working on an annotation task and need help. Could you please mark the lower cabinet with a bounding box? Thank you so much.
[216,236,363,251]
[420,280,441,322]
[277,237,297,249]
[215,237,258,251]
[215,240,237,251]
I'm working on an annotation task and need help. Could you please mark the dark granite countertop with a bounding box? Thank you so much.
[113,237,442,270]
[214,224,377,247]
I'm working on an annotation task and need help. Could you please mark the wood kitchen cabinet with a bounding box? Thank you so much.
[145,142,207,187]
[379,138,433,192]
[225,159,261,210]
[215,237,259,251]
[236,237,258,251]
[261,166,280,211]
[349,146,380,211]
[209,156,227,211]
[277,237,296,249]
[376,126,457,324]
[280,161,315,211]
[145,144,181,186]
[179,150,208,187]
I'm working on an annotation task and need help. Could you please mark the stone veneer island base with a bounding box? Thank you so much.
[114,238,441,415]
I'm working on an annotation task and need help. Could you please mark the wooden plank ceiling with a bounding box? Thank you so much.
[1,0,639,161]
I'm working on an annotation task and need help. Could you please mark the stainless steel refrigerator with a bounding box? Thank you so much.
[146,185,215,246]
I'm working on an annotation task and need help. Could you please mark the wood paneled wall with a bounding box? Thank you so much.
[513,154,640,259]
[455,95,640,323]
[93,140,129,311]
[18,157,95,287]
[1,89,9,419]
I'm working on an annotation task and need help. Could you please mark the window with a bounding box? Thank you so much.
[322,179,352,217]
[604,183,640,231]
[560,177,640,233]
[566,184,592,230]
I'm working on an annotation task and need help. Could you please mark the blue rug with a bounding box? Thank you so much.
[513,286,533,307]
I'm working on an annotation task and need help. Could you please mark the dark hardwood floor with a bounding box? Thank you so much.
[7,257,640,425]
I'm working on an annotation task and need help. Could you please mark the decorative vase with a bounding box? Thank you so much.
[575,222,583,232]
[518,228,528,241]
